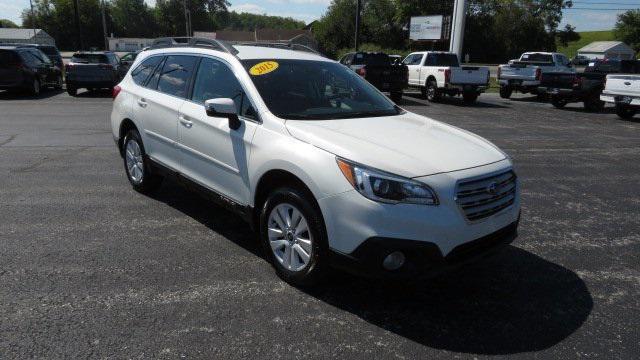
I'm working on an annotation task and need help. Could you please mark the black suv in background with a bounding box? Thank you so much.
[65,51,121,96]
[339,52,408,102]
[0,43,63,70]
[0,45,63,95]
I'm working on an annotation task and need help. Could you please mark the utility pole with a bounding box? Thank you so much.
[449,0,467,61]
[183,0,190,37]
[354,0,361,51]
[101,0,108,50]
[73,0,83,50]
[29,0,37,39]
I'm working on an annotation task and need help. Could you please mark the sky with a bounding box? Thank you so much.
[1,0,637,32]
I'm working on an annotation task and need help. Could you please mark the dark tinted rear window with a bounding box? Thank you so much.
[585,60,621,73]
[131,56,163,86]
[353,53,390,66]
[0,50,20,67]
[520,53,553,63]
[427,53,459,67]
[71,53,108,64]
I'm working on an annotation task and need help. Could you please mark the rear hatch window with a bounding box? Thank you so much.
[0,50,21,68]
[71,53,109,64]
[39,46,60,57]
[352,53,390,66]
[431,54,459,67]
[520,53,553,63]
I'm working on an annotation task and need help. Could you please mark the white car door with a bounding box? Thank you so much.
[404,53,423,86]
[133,55,198,171]
[177,56,258,205]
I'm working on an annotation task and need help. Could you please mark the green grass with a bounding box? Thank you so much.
[557,30,616,58]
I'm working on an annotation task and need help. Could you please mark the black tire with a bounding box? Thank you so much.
[259,186,328,286]
[499,86,512,99]
[67,86,77,96]
[462,92,478,104]
[615,104,637,119]
[551,96,568,109]
[53,75,63,90]
[390,91,402,103]
[30,78,41,96]
[122,129,162,194]
[583,97,605,112]
[425,80,440,102]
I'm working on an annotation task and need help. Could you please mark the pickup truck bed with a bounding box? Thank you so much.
[537,71,606,111]
[497,52,574,99]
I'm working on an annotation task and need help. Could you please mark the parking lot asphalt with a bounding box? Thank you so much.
[0,89,638,359]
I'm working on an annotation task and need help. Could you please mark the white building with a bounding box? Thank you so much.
[0,28,55,46]
[577,41,635,60]
[108,37,155,52]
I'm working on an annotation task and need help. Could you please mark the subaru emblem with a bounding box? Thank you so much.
[486,182,498,195]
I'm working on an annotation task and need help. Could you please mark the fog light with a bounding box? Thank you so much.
[382,251,405,271]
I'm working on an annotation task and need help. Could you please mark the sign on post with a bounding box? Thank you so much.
[410,16,443,41]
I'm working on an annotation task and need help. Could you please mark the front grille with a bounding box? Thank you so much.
[455,170,517,221]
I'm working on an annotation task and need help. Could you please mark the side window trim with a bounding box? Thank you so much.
[187,54,262,124]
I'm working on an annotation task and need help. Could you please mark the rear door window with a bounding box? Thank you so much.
[131,56,163,86]
[71,54,109,64]
[156,55,198,98]
[0,50,21,68]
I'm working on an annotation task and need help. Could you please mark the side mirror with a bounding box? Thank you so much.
[205,98,241,130]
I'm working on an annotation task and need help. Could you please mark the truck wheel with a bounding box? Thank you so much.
[615,104,637,119]
[67,86,77,96]
[259,186,328,287]
[583,98,605,112]
[462,92,478,104]
[551,97,567,109]
[499,86,512,99]
[425,80,440,102]
[390,91,402,103]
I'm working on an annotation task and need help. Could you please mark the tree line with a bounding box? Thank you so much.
[20,0,304,50]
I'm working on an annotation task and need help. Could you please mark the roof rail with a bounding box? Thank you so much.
[149,37,239,56]
[235,42,324,57]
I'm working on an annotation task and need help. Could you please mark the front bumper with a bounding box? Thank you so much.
[329,218,519,278]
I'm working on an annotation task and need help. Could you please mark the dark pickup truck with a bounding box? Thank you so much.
[538,59,640,111]
[339,52,408,103]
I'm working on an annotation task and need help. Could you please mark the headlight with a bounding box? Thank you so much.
[336,158,438,205]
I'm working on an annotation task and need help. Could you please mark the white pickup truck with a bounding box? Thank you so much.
[498,52,575,99]
[403,51,490,103]
[601,72,640,119]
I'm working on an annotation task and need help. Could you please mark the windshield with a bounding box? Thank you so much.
[71,53,108,64]
[241,59,402,120]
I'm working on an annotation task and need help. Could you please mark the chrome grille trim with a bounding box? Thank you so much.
[455,170,517,221]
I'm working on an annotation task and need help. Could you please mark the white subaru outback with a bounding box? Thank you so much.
[111,38,521,286]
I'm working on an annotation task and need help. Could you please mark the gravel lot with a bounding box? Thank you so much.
[0,89,638,359]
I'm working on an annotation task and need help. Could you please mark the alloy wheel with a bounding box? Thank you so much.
[267,203,313,272]
[125,139,144,184]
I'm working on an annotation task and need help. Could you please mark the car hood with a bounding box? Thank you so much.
[284,112,507,178]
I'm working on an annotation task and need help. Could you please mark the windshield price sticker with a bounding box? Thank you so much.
[250,61,279,76]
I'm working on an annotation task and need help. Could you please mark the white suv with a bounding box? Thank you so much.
[111,38,521,285]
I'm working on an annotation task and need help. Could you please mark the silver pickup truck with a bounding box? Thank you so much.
[497,52,575,99]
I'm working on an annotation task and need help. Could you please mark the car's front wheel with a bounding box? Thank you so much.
[499,85,512,99]
[551,96,568,109]
[259,187,328,286]
[122,129,162,193]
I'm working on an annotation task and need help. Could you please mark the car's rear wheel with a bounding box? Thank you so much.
[551,96,568,109]
[499,86,512,99]
[67,86,77,96]
[259,187,328,286]
[425,80,440,102]
[615,104,637,119]
[122,129,162,193]
[462,92,478,104]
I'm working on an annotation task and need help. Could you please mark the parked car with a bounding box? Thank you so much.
[110,37,521,286]
[497,52,575,99]
[403,51,490,103]
[571,55,590,66]
[339,52,408,102]
[0,43,64,71]
[600,61,640,119]
[0,45,63,95]
[65,51,121,96]
[118,51,141,79]
[538,59,640,111]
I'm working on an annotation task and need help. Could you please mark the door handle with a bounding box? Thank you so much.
[137,98,147,108]
[179,115,193,128]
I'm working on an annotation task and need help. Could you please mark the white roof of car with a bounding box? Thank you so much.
[141,44,330,63]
